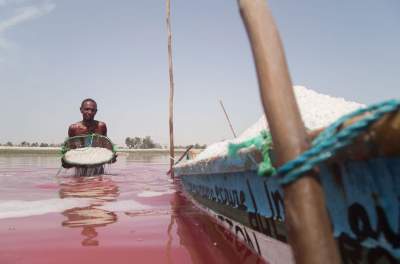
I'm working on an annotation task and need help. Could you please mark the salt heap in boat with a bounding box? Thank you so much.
[192,85,365,162]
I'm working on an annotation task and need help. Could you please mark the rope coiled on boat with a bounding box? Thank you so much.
[275,99,400,185]
[228,130,276,176]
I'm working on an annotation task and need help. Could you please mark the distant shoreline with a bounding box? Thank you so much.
[0,146,200,155]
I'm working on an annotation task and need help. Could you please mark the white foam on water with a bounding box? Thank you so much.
[137,190,175,197]
[0,198,93,219]
[181,85,365,164]
[96,200,151,212]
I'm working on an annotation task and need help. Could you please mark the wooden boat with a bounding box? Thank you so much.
[173,1,400,263]
[175,105,400,263]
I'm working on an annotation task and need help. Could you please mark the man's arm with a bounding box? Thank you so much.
[68,125,74,137]
[68,124,78,137]
[98,122,107,136]
[98,122,116,163]
[63,124,77,169]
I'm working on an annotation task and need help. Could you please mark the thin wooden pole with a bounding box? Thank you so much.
[166,145,194,175]
[166,0,175,177]
[174,145,194,165]
[219,99,237,138]
[238,0,340,263]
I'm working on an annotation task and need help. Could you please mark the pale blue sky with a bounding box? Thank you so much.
[0,0,399,146]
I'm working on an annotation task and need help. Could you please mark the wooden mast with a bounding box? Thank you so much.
[166,0,175,177]
[237,0,340,263]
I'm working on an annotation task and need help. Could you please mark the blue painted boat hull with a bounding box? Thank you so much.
[176,151,400,263]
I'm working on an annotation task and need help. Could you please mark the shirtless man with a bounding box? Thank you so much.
[63,98,115,168]
[68,98,107,137]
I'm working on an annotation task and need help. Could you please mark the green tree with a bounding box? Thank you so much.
[125,136,159,149]
[132,137,142,149]
[125,137,133,148]
[20,141,30,147]
[193,143,207,149]
[142,136,155,149]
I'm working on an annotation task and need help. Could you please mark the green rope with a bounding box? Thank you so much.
[62,133,112,143]
[89,133,94,147]
[276,99,400,185]
[60,144,68,155]
[228,130,276,176]
[112,144,118,153]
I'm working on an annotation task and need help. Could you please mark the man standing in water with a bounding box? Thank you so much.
[68,98,107,137]
[63,98,115,169]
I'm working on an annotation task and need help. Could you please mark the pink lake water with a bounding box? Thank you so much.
[0,153,264,264]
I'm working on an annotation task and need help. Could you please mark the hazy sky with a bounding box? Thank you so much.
[0,0,399,146]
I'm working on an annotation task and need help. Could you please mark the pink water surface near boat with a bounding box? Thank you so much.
[0,153,265,264]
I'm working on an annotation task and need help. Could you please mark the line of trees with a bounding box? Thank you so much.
[124,136,206,149]
[1,138,207,149]
[175,143,207,149]
[125,136,161,149]
[0,141,62,147]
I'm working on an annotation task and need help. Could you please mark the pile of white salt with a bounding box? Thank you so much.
[64,147,114,166]
[191,86,365,162]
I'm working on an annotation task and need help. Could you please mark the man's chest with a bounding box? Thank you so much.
[75,124,101,134]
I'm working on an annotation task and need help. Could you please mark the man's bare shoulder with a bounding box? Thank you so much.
[97,121,107,128]
[68,122,83,137]
[69,122,84,130]
[96,121,107,136]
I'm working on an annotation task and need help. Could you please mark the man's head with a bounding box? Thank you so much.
[80,98,97,121]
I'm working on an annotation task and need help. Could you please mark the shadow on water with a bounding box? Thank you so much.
[167,181,265,264]
[59,175,119,246]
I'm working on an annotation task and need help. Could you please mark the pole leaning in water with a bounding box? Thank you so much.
[238,0,340,263]
[166,0,175,177]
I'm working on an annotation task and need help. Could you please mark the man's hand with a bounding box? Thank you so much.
[61,158,73,169]
[110,154,118,163]
[112,153,118,163]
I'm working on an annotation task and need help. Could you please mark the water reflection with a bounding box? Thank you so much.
[0,152,265,262]
[169,185,264,264]
[59,176,119,246]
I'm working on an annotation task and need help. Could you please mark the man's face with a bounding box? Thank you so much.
[80,101,97,121]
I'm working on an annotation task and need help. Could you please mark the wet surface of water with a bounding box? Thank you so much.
[0,153,263,264]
